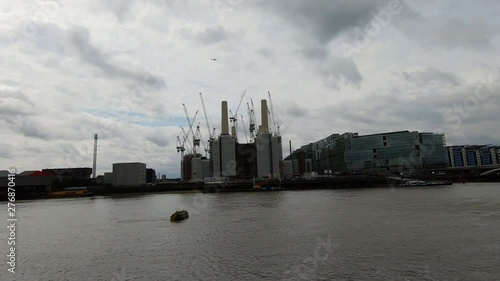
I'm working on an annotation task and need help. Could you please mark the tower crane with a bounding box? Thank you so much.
[199,92,215,142]
[176,133,187,180]
[240,114,249,143]
[247,99,256,142]
[176,135,185,157]
[196,122,209,156]
[229,90,246,140]
[193,123,202,155]
[182,104,199,154]
[194,122,208,156]
[268,91,280,136]
[180,126,193,154]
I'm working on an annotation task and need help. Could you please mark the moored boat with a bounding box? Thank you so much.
[398,180,453,187]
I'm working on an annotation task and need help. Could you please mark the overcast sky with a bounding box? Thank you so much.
[1,0,499,177]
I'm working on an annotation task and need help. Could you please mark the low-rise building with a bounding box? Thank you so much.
[112,162,146,187]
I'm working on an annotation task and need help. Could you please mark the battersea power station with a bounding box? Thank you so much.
[178,95,283,182]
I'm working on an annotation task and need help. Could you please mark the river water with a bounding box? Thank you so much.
[1,183,499,281]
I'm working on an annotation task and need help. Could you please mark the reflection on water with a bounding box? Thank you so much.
[1,183,499,281]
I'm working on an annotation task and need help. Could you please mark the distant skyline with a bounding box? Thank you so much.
[1,0,499,177]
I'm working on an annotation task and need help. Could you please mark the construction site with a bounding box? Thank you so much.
[177,92,283,182]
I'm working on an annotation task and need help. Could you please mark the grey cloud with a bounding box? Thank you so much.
[0,86,36,116]
[399,17,500,50]
[0,145,13,159]
[255,0,388,44]
[285,102,308,117]
[436,18,499,49]
[146,133,170,147]
[103,0,136,22]
[301,44,328,60]
[190,26,228,45]
[31,24,67,54]
[284,80,499,144]
[68,26,166,89]
[322,57,363,89]
[258,47,275,59]
[252,1,401,88]
[401,68,461,86]
[16,119,51,140]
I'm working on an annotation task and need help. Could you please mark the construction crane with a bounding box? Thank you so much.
[180,127,193,154]
[187,111,199,154]
[240,114,249,143]
[199,92,215,141]
[176,133,188,180]
[193,122,207,156]
[193,125,201,155]
[196,122,209,156]
[268,91,280,136]
[182,104,199,153]
[229,90,246,140]
[247,99,256,142]
[176,135,185,157]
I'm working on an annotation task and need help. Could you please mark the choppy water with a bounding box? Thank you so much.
[1,183,500,281]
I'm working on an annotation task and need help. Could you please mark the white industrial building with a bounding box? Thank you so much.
[112,162,146,187]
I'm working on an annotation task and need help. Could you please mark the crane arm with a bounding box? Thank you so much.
[186,110,199,142]
[180,126,193,153]
[241,114,248,143]
[268,91,279,135]
[199,92,213,140]
[234,90,246,116]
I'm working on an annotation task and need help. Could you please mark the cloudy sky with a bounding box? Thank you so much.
[1,0,499,177]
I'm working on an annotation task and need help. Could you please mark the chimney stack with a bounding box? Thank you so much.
[221,101,229,135]
[260,99,269,134]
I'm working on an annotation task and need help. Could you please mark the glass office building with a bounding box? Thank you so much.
[295,130,448,175]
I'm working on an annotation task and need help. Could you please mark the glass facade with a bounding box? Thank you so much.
[481,149,492,165]
[447,145,500,167]
[452,148,464,167]
[291,136,499,176]
[466,150,477,166]
[296,130,448,174]
[419,133,449,167]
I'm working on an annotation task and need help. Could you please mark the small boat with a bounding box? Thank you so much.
[398,180,453,187]
[170,210,189,222]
